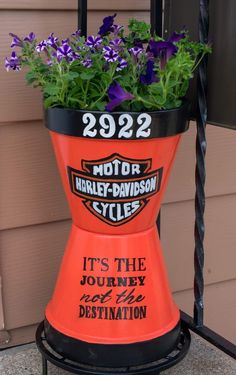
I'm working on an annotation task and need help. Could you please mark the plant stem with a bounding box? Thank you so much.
[136,96,158,108]
[191,52,207,73]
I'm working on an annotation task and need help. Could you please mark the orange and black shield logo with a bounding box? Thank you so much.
[68,154,163,226]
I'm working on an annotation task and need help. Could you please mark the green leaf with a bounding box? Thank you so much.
[148,83,163,95]
[80,71,96,80]
[44,96,58,108]
[93,102,106,111]
[128,19,151,41]
[25,71,37,85]
[63,72,80,81]
[44,83,60,96]
[130,100,144,111]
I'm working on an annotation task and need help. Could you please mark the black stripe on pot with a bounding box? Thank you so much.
[45,101,190,139]
[44,318,181,367]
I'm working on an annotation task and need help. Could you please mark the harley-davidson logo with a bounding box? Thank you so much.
[67,154,163,226]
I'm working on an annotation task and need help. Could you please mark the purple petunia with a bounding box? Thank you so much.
[56,43,80,63]
[47,33,58,49]
[9,33,23,48]
[62,38,70,45]
[56,43,72,62]
[116,57,128,71]
[69,51,80,62]
[24,32,36,43]
[168,31,186,43]
[71,29,81,38]
[98,14,116,36]
[140,60,158,85]
[86,35,102,48]
[105,81,134,112]
[149,40,177,58]
[5,51,21,71]
[47,52,57,66]
[111,24,124,35]
[46,59,53,66]
[148,40,178,69]
[36,40,47,52]
[134,39,143,49]
[82,58,92,68]
[110,38,123,49]
[103,46,119,62]
[129,47,143,57]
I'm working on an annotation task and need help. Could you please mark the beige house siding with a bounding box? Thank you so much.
[0,1,236,347]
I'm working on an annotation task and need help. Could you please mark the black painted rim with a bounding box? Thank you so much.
[45,101,190,139]
[36,321,191,375]
[44,319,181,367]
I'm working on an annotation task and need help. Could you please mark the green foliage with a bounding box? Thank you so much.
[128,19,151,42]
[9,16,211,112]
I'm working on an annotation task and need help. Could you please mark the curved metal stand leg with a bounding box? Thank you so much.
[36,320,190,375]
[42,355,48,375]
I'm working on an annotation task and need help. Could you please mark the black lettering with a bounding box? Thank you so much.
[128,277,138,287]
[140,306,147,319]
[79,305,147,320]
[116,289,145,304]
[80,275,86,285]
[106,277,116,287]
[138,258,146,271]
[101,258,109,271]
[79,305,85,317]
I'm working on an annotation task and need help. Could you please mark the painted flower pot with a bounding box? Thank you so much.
[44,103,189,367]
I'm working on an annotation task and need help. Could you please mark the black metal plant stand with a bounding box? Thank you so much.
[36,321,190,375]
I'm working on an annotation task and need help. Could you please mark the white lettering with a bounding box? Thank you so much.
[131,164,141,175]
[91,201,141,222]
[121,162,130,175]
[93,164,103,176]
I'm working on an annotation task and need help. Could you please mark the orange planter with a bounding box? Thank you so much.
[44,105,189,367]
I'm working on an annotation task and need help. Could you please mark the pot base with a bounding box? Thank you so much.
[44,318,181,367]
[36,320,191,375]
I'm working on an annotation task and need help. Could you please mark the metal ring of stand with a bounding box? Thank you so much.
[36,321,191,375]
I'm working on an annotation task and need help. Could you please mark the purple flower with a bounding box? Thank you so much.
[106,81,134,112]
[140,60,158,85]
[168,31,186,43]
[36,40,47,52]
[110,38,123,49]
[103,46,119,62]
[62,38,70,45]
[98,14,116,36]
[47,52,57,65]
[71,29,81,38]
[149,40,178,58]
[116,57,128,71]
[47,59,53,66]
[9,33,23,48]
[24,32,36,43]
[5,51,21,71]
[134,39,143,48]
[56,43,72,62]
[148,40,178,69]
[86,35,102,48]
[47,33,58,49]
[111,24,124,35]
[82,58,92,68]
[69,51,80,62]
[129,47,143,57]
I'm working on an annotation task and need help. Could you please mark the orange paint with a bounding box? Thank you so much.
[45,133,182,345]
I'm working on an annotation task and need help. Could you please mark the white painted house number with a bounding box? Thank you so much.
[82,113,152,139]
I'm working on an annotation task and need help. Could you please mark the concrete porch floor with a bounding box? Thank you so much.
[0,333,235,375]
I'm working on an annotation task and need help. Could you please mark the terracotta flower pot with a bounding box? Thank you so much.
[43,103,189,367]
